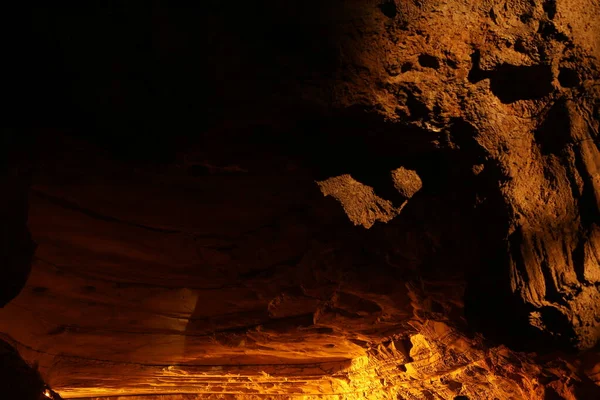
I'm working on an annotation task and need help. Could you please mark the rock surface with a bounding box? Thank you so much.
[1,1,600,399]
[0,337,62,399]
[317,174,408,228]
[319,0,600,351]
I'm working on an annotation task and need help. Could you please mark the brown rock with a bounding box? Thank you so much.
[391,167,422,199]
[317,174,407,228]
[1,1,600,398]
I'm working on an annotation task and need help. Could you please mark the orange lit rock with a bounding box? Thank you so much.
[1,0,600,399]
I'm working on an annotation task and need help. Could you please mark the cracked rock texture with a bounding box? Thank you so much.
[323,0,600,351]
[1,1,600,399]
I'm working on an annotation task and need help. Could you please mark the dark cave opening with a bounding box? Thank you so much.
[489,64,554,104]
[378,0,398,19]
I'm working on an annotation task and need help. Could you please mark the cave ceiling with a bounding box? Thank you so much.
[2,1,600,399]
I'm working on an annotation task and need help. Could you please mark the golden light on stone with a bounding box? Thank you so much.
[1,0,600,398]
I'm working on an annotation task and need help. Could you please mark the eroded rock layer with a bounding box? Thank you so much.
[1,0,600,399]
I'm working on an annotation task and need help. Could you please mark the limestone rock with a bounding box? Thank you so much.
[317,174,407,228]
[391,167,422,199]
[1,1,600,399]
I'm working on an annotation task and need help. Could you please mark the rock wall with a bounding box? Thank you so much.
[1,1,600,399]
[316,0,600,351]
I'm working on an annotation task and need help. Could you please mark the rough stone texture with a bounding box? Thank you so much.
[317,174,407,228]
[391,167,422,199]
[320,0,600,351]
[1,1,600,399]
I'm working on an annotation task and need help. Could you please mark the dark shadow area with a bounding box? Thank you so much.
[543,0,557,20]
[489,64,554,104]
[467,50,486,84]
[4,2,343,163]
[378,0,398,19]
[538,21,569,42]
[468,50,554,104]
[558,67,580,88]
[535,99,572,155]
[418,54,441,69]
[0,338,62,399]
[290,107,441,205]
[288,106,475,204]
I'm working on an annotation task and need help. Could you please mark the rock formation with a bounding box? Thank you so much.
[320,0,600,352]
[1,1,600,399]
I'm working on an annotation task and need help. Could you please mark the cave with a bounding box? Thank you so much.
[2,1,600,399]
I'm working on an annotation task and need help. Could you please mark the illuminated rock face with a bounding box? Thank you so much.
[1,1,600,399]
[322,0,600,351]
